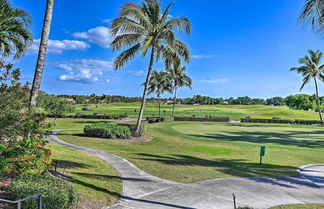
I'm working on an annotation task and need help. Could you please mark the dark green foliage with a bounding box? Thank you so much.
[84,123,132,139]
[5,174,78,209]
[148,118,160,123]
[118,123,146,137]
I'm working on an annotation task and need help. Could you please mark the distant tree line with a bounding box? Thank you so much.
[38,92,324,112]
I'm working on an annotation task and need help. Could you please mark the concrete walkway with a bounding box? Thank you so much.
[48,131,324,209]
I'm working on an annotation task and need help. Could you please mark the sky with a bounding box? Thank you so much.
[10,0,324,98]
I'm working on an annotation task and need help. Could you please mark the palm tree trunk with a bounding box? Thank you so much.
[158,95,161,122]
[172,87,177,117]
[314,77,323,122]
[30,0,54,107]
[135,46,156,134]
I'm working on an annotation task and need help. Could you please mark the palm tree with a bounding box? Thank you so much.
[30,0,54,107]
[148,70,172,121]
[291,50,324,122]
[0,0,32,59]
[166,60,192,117]
[299,0,324,32]
[110,0,191,134]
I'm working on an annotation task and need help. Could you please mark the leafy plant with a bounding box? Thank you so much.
[5,174,78,209]
[84,123,132,139]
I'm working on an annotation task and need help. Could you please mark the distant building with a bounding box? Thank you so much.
[65,98,76,104]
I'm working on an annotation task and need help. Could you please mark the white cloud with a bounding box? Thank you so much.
[72,26,112,48]
[50,59,114,83]
[30,39,90,54]
[198,79,230,84]
[192,54,219,59]
[126,70,146,76]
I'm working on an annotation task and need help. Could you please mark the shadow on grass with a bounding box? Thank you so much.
[134,153,323,188]
[71,172,152,182]
[188,129,324,148]
[52,159,88,169]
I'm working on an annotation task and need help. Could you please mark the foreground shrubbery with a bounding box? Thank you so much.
[84,123,132,139]
[5,174,78,209]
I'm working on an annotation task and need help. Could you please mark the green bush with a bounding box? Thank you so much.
[148,118,159,123]
[84,123,131,139]
[118,123,146,137]
[5,174,78,209]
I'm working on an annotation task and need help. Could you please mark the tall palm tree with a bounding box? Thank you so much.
[30,0,54,107]
[299,0,324,32]
[291,50,324,122]
[110,0,191,134]
[148,70,172,121]
[0,0,32,59]
[166,60,192,117]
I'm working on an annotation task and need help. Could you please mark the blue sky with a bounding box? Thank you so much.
[11,0,324,98]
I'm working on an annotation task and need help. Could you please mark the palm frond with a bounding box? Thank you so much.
[166,17,191,34]
[114,43,141,70]
[111,33,142,51]
[300,75,311,91]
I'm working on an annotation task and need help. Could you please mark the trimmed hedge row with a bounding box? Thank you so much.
[174,116,230,122]
[84,123,131,139]
[5,174,78,209]
[47,113,128,120]
[146,117,174,123]
[241,118,322,125]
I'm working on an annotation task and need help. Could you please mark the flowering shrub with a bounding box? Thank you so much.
[0,61,52,177]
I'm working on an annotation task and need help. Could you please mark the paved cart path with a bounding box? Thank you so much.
[48,130,324,209]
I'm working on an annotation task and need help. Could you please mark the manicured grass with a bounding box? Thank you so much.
[69,103,319,120]
[47,143,122,208]
[270,204,324,209]
[55,119,324,183]
[48,118,116,129]
[71,103,320,120]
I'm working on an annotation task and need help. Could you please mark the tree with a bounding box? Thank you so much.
[166,60,192,117]
[291,50,324,122]
[147,70,172,121]
[30,0,54,107]
[0,0,32,59]
[110,0,191,134]
[299,0,324,33]
[44,96,74,124]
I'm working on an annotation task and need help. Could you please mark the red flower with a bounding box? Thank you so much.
[47,151,52,155]
[35,142,42,147]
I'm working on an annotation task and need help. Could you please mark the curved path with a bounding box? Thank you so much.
[48,131,324,209]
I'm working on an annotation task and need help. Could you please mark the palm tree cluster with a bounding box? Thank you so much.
[291,50,324,122]
[147,60,192,121]
[110,0,191,134]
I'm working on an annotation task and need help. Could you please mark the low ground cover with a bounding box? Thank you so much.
[55,119,324,183]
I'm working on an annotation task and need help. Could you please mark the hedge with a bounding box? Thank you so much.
[241,118,322,125]
[84,123,131,139]
[118,123,146,137]
[174,116,230,122]
[146,117,174,123]
[4,174,78,209]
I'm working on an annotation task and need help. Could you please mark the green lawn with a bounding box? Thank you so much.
[47,143,122,208]
[70,103,320,120]
[270,204,324,209]
[55,119,324,183]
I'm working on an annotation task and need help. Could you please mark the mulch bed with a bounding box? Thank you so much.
[102,136,152,143]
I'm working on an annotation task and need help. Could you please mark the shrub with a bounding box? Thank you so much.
[84,123,131,139]
[1,139,52,175]
[148,118,159,123]
[118,123,146,137]
[5,174,78,209]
